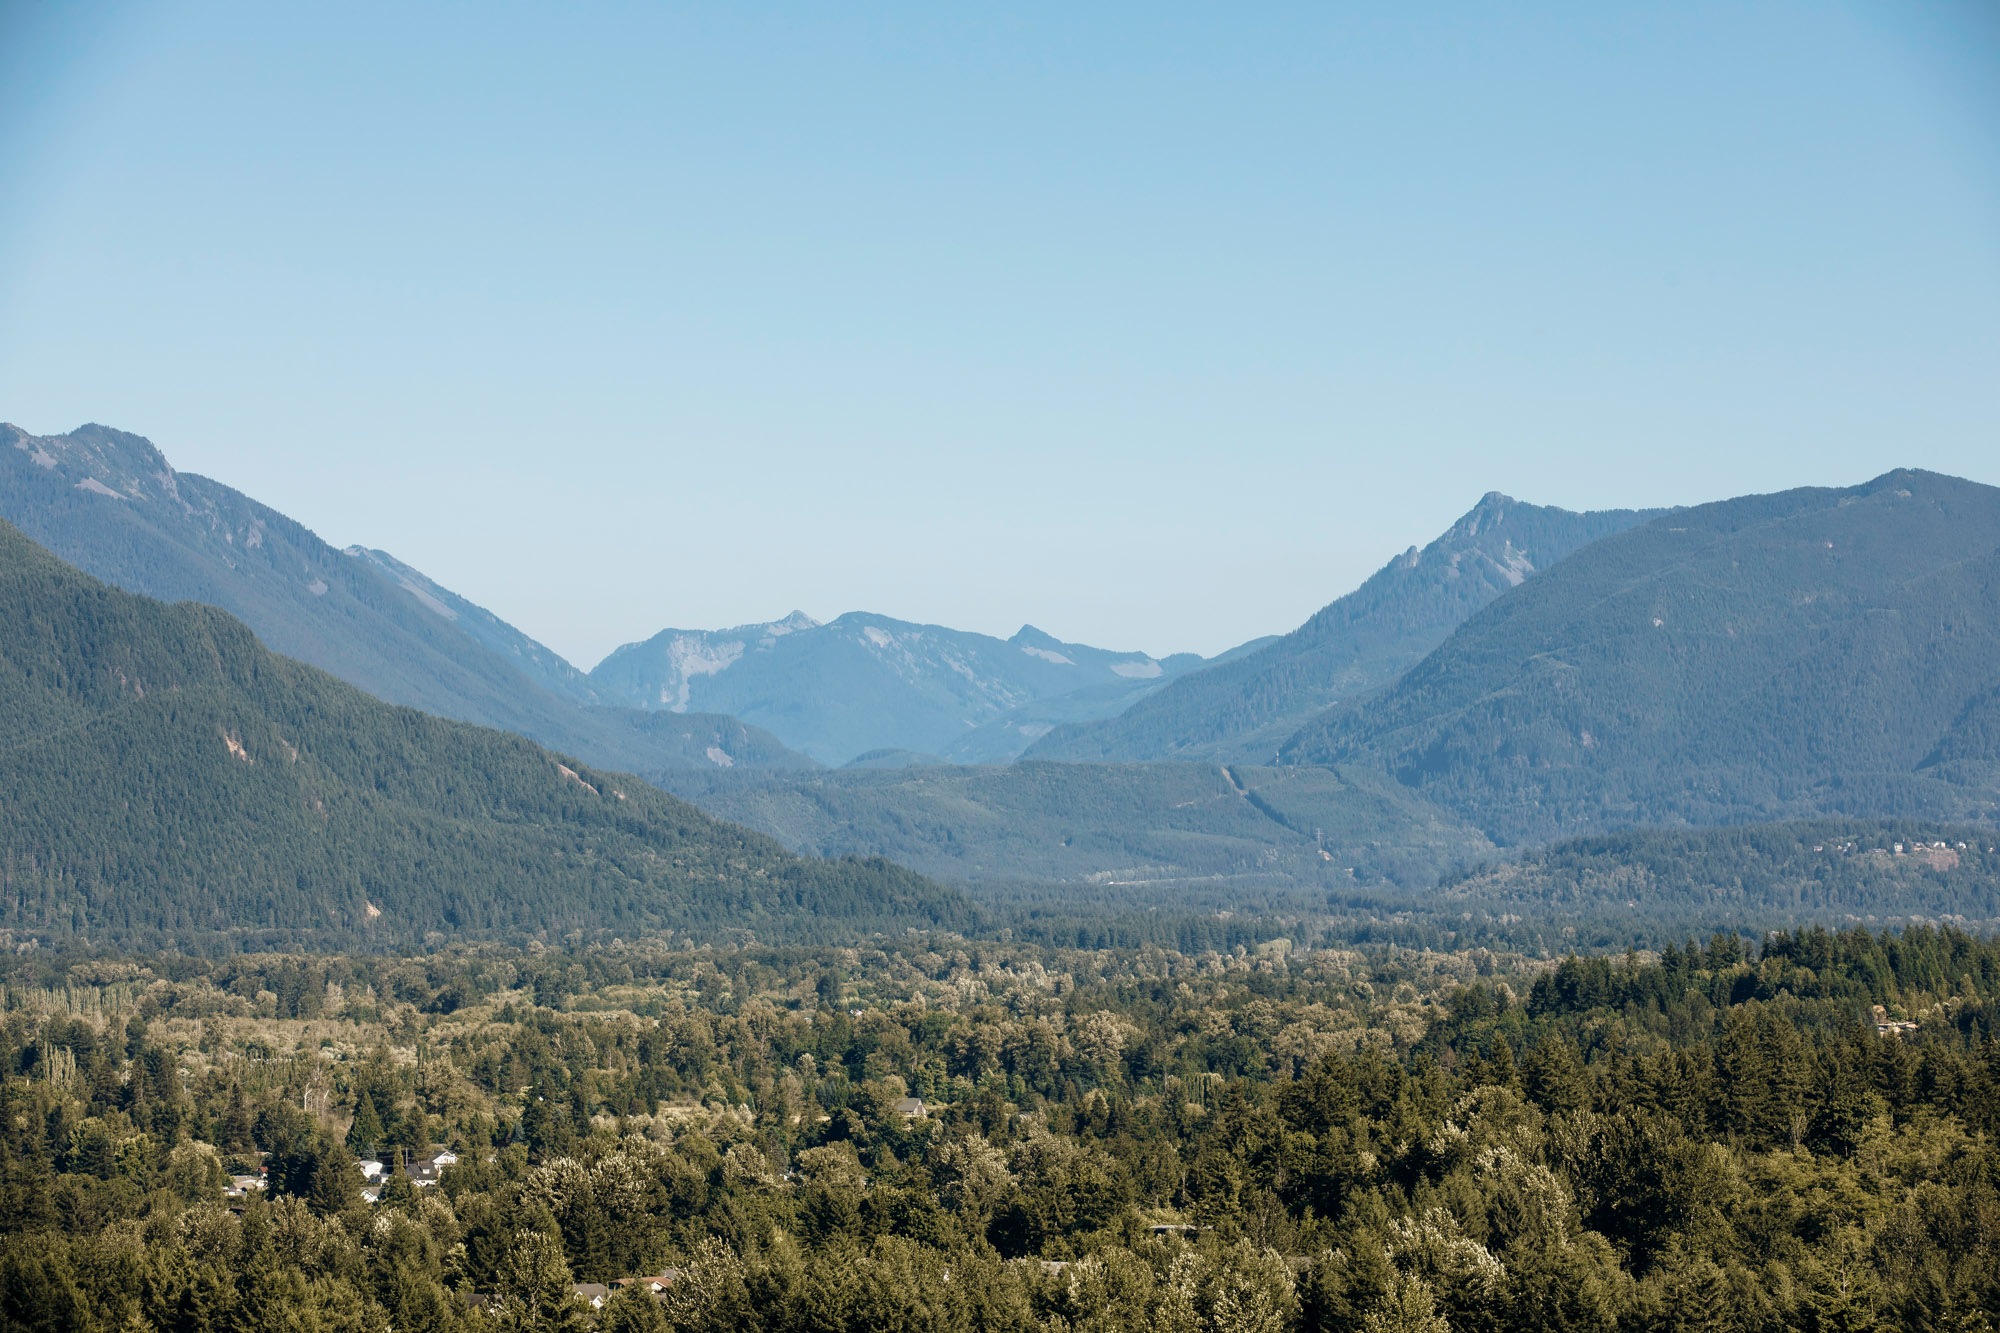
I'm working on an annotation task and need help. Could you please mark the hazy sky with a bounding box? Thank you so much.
[3,2,1997,664]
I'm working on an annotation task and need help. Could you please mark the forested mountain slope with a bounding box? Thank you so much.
[1436,818,2000,939]
[1284,470,2000,842]
[1,423,807,773]
[591,613,1205,766]
[658,759,1493,891]
[1026,493,1664,764]
[0,520,963,946]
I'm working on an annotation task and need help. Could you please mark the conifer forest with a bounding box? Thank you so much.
[3,928,1997,1333]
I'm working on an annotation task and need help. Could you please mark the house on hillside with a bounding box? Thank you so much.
[1872,1004,1919,1037]
[613,1272,682,1297]
[895,1096,928,1119]
[571,1284,610,1309]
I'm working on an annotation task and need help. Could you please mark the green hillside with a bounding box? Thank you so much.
[1433,818,2000,942]
[0,520,964,947]
[1,422,810,773]
[658,759,1494,891]
[1283,470,2000,842]
[1026,492,1663,764]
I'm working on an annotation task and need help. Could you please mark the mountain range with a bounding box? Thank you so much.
[660,471,2000,892]
[1286,469,2000,841]
[1025,492,1666,764]
[590,613,1210,766]
[0,515,964,947]
[0,423,808,775]
[12,416,2000,928]
[3,423,1220,774]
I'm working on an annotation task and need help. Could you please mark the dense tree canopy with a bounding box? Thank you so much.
[1,927,1995,1331]
[0,518,966,948]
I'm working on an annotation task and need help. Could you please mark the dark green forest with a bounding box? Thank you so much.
[0,518,962,948]
[1406,819,2000,948]
[2,927,1997,1332]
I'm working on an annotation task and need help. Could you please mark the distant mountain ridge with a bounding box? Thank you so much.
[1,422,809,774]
[590,611,1207,766]
[1026,492,1666,764]
[0,517,963,946]
[1284,469,2000,842]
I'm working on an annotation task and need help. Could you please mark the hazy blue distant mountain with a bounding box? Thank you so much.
[590,612,1205,765]
[1,422,809,773]
[1284,470,2000,842]
[0,518,961,947]
[1026,493,1666,764]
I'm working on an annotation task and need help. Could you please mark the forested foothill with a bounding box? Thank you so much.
[2,927,1997,1332]
[0,517,964,950]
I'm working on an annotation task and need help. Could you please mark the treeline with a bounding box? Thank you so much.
[0,926,1996,1330]
[1426,818,2000,947]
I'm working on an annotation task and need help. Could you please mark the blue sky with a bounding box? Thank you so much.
[2,2,1996,663]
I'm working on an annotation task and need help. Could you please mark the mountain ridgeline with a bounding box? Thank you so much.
[1026,493,1665,764]
[11,417,2000,938]
[0,518,966,947]
[0,423,809,775]
[1285,470,2000,842]
[590,613,1207,766]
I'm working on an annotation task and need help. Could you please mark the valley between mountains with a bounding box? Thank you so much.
[6,419,2000,947]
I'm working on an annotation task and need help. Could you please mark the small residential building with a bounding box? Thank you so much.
[894,1097,927,1119]
[571,1284,611,1309]
[225,1176,264,1198]
[358,1159,385,1181]
[612,1271,682,1296]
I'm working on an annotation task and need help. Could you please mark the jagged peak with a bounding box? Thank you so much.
[1443,491,1517,540]
[7,422,179,499]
